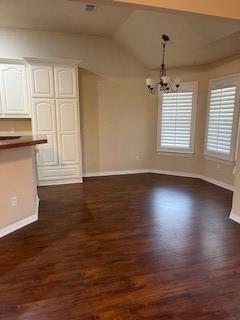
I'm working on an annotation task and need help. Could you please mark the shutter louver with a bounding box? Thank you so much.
[160,91,194,151]
[206,86,236,156]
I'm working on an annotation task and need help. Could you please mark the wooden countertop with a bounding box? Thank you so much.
[0,134,47,150]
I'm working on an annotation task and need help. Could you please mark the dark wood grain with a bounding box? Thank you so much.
[0,135,47,150]
[0,173,240,319]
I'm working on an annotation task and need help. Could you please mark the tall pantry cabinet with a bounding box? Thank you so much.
[27,62,82,186]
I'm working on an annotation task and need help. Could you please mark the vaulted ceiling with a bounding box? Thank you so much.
[0,0,239,68]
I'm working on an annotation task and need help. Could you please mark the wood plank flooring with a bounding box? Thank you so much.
[1,173,240,319]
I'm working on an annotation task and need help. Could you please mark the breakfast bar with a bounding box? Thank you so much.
[0,134,47,237]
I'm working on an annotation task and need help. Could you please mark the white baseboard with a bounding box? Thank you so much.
[150,169,199,179]
[83,169,150,178]
[38,178,83,186]
[0,197,39,238]
[83,169,233,191]
[229,212,240,224]
[200,175,233,191]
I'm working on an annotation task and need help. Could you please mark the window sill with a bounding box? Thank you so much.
[204,155,235,166]
[157,149,194,157]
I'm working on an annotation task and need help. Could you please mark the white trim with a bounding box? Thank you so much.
[0,57,25,64]
[229,212,240,224]
[204,74,240,162]
[157,81,198,154]
[38,178,83,186]
[83,169,150,178]
[83,169,233,191]
[0,197,39,238]
[200,175,233,191]
[24,57,82,66]
[150,169,199,178]
[157,150,194,156]
[204,155,235,166]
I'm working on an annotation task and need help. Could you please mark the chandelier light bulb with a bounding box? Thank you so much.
[174,77,181,85]
[146,78,153,87]
[161,76,170,84]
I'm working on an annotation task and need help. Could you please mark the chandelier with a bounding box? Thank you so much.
[146,34,181,94]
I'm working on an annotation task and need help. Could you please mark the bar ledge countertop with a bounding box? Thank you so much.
[0,132,47,150]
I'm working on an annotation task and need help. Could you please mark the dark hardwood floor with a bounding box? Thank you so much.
[1,173,240,319]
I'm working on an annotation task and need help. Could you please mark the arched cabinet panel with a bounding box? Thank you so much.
[0,64,30,117]
[30,64,54,98]
[54,65,77,98]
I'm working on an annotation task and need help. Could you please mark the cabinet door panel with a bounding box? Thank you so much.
[56,100,77,131]
[30,65,54,97]
[0,64,29,115]
[33,99,56,133]
[56,99,79,165]
[32,99,58,166]
[59,134,79,164]
[37,134,58,166]
[54,66,76,98]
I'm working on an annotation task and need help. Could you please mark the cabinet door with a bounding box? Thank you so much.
[56,99,79,165]
[30,64,54,98]
[54,65,77,98]
[32,99,58,166]
[0,64,29,116]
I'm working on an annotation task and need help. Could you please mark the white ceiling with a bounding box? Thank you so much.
[114,10,240,68]
[0,0,133,36]
[0,0,239,68]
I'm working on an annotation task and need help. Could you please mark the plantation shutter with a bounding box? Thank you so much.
[206,86,236,156]
[160,91,194,151]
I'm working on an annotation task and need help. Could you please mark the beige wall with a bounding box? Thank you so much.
[0,28,155,173]
[203,57,240,185]
[0,147,37,229]
[150,68,207,175]
[0,28,239,186]
[151,56,240,186]
[80,70,155,172]
[0,119,31,132]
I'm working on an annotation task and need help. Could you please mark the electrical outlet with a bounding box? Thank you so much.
[135,155,140,161]
[11,196,17,207]
[10,127,15,133]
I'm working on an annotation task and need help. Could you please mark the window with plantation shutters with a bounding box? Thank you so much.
[157,82,198,153]
[205,75,240,161]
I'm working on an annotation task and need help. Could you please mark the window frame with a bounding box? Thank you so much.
[204,74,240,162]
[157,81,198,154]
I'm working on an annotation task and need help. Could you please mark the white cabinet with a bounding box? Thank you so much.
[32,99,58,167]
[29,62,82,186]
[0,64,30,118]
[54,66,76,98]
[30,64,54,98]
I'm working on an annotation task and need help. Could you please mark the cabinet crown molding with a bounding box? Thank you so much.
[0,58,25,64]
[24,57,82,66]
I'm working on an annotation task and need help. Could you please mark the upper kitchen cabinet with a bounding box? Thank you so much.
[0,63,30,118]
[29,64,54,98]
[54,65,77,98]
